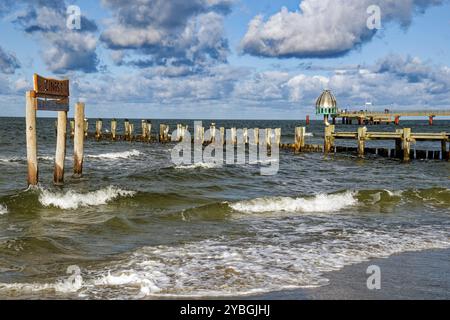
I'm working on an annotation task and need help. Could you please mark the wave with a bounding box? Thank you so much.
[175,162,222,170]
[0,204,7,215]
[229,191,357,214]
[39,186,136,210]
[86,150,143,160]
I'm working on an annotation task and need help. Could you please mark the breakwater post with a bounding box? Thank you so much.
[25,91,38,186]
[73,102,85,177]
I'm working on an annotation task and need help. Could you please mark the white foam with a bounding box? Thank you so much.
[86,150,143,160]
[39,186,136,210]
[0,204,7,215]
[175,162,221,169]
[229,191,357,214]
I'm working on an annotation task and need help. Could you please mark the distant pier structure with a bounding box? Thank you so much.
[314,89,450,125]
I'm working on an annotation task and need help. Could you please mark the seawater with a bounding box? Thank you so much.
[0,118,449,299]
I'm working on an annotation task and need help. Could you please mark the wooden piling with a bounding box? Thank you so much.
[129,123,134,141]
[210,123,216,143]
[220,127,225,145]
[402,128,411,162]
[83,118,88,138]
[274,128,281,146]
[73,102,85,177]
[147,121,152,141]
[25,91,38,186]
[95,118,103,140]
[243,128,248,144]
[294,127,306,153]
[324,125,335,153]
[54,111,67,185]
[442,139,448,160]
[253,128,259,145]
[124,119,130,141]
[111,119,117,140]
[357,126,367,158]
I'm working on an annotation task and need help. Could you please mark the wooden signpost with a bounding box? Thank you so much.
[25,74,82,186]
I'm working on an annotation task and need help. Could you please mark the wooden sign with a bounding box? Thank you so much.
[37,97,69,111]
[33,74,69,98]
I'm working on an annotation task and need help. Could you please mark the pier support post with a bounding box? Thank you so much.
[220,127,225,145]
[243,128,248,144]
[324,125,335,153]
[442,139,448,161]
[26,91,38,186]
[129,123,134,141]
[294,127,306,153]
[147,121,152,142]
[402,128,412,162]
[54,110,67,185]
[357,127,367,158]
[210,123,216,143]
[111,119,117,140]
[73,102,85,177]
[124,119,130,141]
[83,118,88,138]
[95,118,103,140]
[274,128,281,146]
[253,128,259,145]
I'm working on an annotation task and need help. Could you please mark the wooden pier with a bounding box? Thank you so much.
[333,110,450,125]
[78,119,449,162]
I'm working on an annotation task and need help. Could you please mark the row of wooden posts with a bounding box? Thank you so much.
[68,118,284,146]
[68,118,449,162]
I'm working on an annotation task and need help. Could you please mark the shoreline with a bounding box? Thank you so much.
[243,248,450,300]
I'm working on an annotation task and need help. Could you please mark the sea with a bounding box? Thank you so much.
[0,117,449,299]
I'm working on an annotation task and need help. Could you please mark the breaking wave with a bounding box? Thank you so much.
[38,186,136,210]
[229,191,357,213]
[86,150,143,160]
[0,204,7,215]
[175,162,222,170]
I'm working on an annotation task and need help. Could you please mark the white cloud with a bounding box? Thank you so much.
[240,0,444,58]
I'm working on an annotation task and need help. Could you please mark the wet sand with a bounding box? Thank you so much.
[247,248,450,300]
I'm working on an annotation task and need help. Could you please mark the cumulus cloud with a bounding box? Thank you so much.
[69,54,450,113]
[100,0,233,71]
[240,0,445,58]
[0,47,21,74]
[11,0,99,73]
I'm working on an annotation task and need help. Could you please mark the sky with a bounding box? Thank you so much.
[0,0,449,119]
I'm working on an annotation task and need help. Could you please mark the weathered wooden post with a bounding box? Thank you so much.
[220,127,225,145]
[253,128,259,145]
[395,129,402,158]
[324,125,335,153]
[147,121,152,142]
[74,102,84,177]
[124,119,130,141]
[243,128,248,144]
[294,127,305,153]
[111,118,117,140]
[83,118,88,138]
[402,128,411,162]
[70,119,75,138]
[25,91,38,186]
[210,123,216,143]
[159,124,167,142]
[54,110,67,185]
[95,118,103,140]
[129,123,134,141]
[357,126,367,158]
[265,128,272,148]
[274,128,281,146]
[141,120,149,141]
[441,138,448,161]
